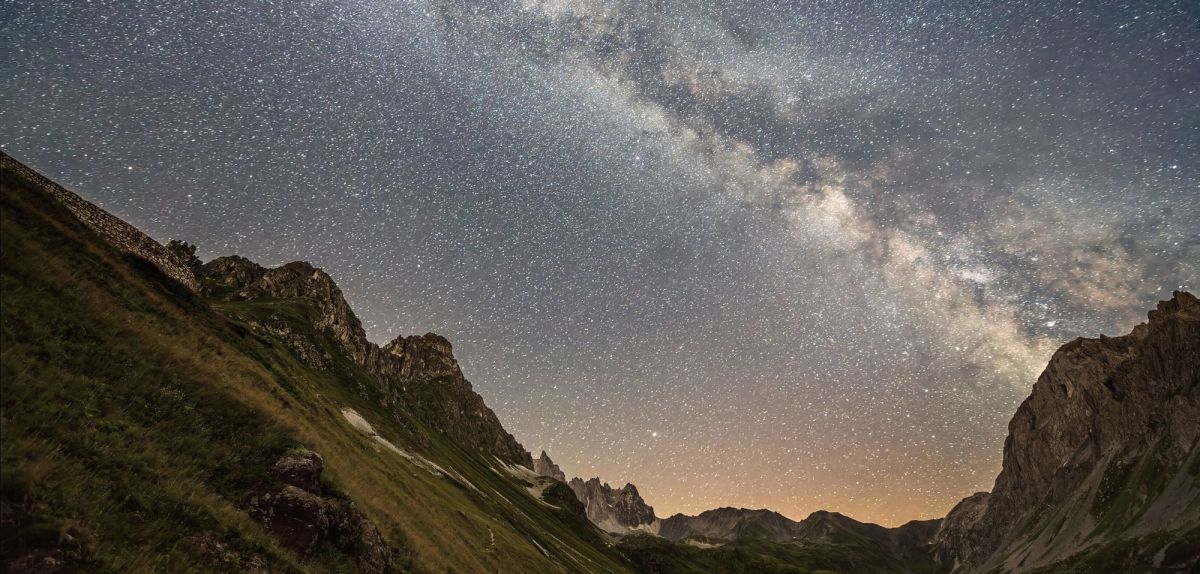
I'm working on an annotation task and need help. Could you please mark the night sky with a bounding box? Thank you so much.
[2,0,1197,526]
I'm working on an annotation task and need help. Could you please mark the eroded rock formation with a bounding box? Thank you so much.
[567,477,656,532]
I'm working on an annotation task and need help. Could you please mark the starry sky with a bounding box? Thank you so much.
[2,0,1197,526]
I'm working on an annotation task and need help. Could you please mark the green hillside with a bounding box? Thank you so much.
[0,157,631,573]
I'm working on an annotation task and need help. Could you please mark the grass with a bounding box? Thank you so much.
[616,532,939,574]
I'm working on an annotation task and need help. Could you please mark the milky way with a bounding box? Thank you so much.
[2,0,1197,525]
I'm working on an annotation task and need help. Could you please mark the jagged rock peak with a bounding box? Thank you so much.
[533,451,567,482]
[214,259,377,365]
[567,477,656,532]
[1150,289,1199,320]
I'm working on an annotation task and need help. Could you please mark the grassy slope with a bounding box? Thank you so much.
[0,164,630,572]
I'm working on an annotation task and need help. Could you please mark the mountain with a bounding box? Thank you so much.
[657,507,802,542]
[619,510,942,574]
[645,507,939,572]
[932,291,1200,572]
[656,507,939,548]
[0,152,629,573]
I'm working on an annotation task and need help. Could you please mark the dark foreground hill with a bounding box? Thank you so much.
[2,152,1197,573]
[0,152,626,573]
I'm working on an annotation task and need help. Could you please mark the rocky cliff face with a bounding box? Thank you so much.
[933,291,1200,572]
[1,152,203,293]
[381,333,462,380]
[533,451,567,482]
[380,332,531,466]
[567,478,656,532]
[199,257,532,466]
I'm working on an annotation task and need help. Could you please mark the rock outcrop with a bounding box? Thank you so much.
[248,451,392,574]
[379,333,531,466]
[381,333,462,380]
[567,477,656,532]
[0,152,204,293]
[933,291,1200,572]
[533,451,567,482]
[226,261,381,366]
[199,255,266,292]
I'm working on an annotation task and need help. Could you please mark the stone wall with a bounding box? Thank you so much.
[1,152,202,293]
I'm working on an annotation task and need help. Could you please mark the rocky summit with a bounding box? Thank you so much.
[568,477,657,533]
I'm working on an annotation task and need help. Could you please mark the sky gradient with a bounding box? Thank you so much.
[2,0,1197,525]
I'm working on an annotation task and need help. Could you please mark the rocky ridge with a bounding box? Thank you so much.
[1,153,635,574]
[247,450,392,574]
[199,256,532,466]
[654,506,940,551]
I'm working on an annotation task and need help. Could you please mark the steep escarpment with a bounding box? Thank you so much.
[934,291,1200,572]
[200,256,531,466]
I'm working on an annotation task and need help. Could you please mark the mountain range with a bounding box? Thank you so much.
[2,151,1197,572]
